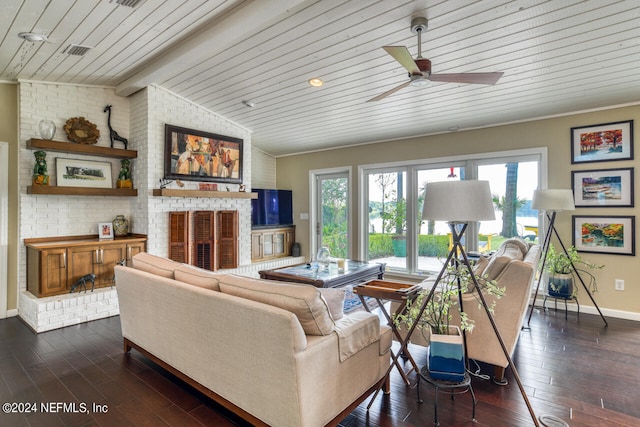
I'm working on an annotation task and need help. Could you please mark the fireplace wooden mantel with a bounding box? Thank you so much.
[152,189,257,199]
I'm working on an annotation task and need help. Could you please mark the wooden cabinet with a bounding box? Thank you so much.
[25,234,147,297]
[168,211,238,270]
[251,226,295,262]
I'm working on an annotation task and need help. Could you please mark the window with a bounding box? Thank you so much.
[360,149,545,275]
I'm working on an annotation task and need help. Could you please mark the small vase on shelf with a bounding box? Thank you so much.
[113,215,129,237]
[38,119,56,140]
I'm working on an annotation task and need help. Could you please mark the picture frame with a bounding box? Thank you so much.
[571,120,633,164]
[98,222,114,240]
[56,158,112,188]
[164,124,243,184]
[571,167,634,207]
[573,215,635,256]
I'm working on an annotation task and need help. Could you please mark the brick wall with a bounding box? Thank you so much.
[17,81,269,331]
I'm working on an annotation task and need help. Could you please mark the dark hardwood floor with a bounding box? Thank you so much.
[0,305,638,426]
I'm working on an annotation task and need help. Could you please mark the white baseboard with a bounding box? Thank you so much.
[531,296,640,322]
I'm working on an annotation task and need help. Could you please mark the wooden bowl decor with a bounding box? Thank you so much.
[63,117,100,144]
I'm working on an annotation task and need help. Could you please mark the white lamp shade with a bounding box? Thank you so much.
[531,189,575,211]
[422,180,495,222]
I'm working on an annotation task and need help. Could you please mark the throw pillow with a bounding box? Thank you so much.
[131,252,180,279]
[483,241,525,280]
[174,264,222,291]
[218,275,335,336]
[319,287,346,320]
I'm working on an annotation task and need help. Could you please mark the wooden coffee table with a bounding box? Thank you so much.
[259,260,385,288]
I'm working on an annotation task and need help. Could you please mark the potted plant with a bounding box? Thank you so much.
[394,262,504,381]
[543,245,603,299]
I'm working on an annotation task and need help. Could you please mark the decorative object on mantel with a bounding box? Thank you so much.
[159,178,184,189]
[112,215,129,237]
[239,184,246,192]
[64,117,100,144]
[32,150,49,186]
[199,183,217,191]
[103,105,129,149]
[38,119,56,140]
[116,159,132,189]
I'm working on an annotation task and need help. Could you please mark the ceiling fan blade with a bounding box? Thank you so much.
[383,46,421,75]
[429,72,503,85]
[366,81,411,102]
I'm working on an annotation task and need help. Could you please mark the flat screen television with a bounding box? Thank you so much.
[251,189,293,226]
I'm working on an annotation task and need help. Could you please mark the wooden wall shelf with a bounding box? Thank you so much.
[28,186,137,197]
[27,138,137,159]
[153,189,257,199]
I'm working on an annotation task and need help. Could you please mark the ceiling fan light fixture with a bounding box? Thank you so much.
[409,74,430,87]
[18,32,48,42]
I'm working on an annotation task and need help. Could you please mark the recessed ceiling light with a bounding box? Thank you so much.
[308,78,324,87]
[18,32,48,42]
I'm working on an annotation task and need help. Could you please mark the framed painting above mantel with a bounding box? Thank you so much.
[164,124,243,184]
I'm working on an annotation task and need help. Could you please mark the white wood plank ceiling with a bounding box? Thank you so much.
[2,0,639,156]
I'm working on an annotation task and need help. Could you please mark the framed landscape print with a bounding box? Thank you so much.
[571,168,634,207]
[164,124,243,184]
[573,215,635,256]
[56,158,112,188]
[571,120,633,164]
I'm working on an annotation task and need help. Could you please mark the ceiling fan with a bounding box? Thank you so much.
[368,16,503,102]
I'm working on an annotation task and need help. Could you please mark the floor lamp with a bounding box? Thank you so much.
[526,189,607,327]
[400,180,541,426]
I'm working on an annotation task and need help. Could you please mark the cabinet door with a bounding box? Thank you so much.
[39,248,68,297]
[193,211,216,270]
[169,211,190,264]
[125,241,146,266]
[217,211,238,269]
[284,228,295,256]
[251,232,263,261]
[97,244,126,287]
[273,231,285,256]
[68,246,97,290]
[262,232,274,258]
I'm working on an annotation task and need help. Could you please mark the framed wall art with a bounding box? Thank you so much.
[56,158,112,188]
[164,124,243,184]
[571,167,634,207]
[571,120,633,164]
[573,215,635,256]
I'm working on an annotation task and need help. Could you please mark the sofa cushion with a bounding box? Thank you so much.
[483,240,525,280]
[174,264,222,291]
[131,252,181,279]
[319,287,346,321]
[218,274,335,336]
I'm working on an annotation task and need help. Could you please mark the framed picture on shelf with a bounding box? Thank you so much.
[98,223,114,240]
[56,158,112,188]
[573,215,635,256]
[571,120,633,164]
[164,124,243,184]
[571,167,634,207]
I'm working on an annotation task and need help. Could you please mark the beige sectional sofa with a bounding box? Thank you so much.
[115,253,391,427]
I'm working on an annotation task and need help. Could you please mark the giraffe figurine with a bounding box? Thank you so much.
[104,105,128,149]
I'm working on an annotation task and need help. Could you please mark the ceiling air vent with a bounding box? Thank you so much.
[63,44,92,56]
[114,0,144,7]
